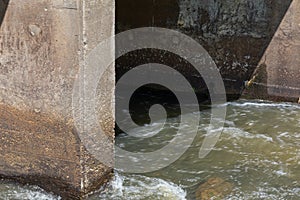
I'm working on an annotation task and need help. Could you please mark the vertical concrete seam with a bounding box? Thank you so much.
[78,0,87,193]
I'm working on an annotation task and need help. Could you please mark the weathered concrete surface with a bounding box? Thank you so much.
[0,0,114,199]
[243,0,300,102]
[116,0,292,100]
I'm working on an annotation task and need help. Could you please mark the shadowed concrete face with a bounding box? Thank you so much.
[0,0,9,26]
[116,0,292,101]
[0,0,114,198]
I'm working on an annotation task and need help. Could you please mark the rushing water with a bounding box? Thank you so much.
[1,100,299,199]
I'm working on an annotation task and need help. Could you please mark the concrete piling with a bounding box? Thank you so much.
[0,0,115,198]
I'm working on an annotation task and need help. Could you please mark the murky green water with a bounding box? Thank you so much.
[1,100,299,199]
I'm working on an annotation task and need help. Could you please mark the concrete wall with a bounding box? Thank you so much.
[243,0,300,102]
[116,0,292,100]
[0,0,114,199]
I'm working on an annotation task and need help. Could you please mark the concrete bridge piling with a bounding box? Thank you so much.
[0,0,114,199]
[242,0,300,101]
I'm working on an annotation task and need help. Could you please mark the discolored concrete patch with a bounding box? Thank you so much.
[0,104,113,199]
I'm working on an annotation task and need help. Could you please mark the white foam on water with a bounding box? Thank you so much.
[219,127,274,142]
[226,186,300,200]
[0,184,60,200]
[97,173,187,200]
[224,100,300,109]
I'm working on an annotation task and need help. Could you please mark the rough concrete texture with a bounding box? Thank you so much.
[116,0,292,100]
[0,0,114,199]
[243,0,300,102]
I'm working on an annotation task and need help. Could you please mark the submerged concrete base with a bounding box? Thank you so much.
[0,0,114,199]
[243,0,300,102]
[0,104,113,199]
